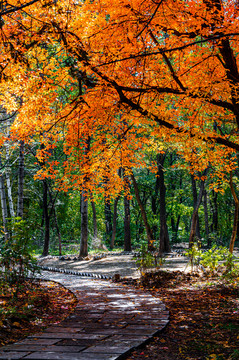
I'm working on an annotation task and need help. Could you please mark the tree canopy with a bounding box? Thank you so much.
[0,0,238,195]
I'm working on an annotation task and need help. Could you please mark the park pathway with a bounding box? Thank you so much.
[0,271,169,360]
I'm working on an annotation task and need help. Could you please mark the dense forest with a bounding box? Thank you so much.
[0,0,238,258]
[0,128,238,257]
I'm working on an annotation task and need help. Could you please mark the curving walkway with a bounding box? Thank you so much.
[0,271,169,360]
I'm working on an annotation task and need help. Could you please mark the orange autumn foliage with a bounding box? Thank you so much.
[0,0,238,195]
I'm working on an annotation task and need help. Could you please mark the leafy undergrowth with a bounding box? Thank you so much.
[0,279,77,347]
[124,271,239,360]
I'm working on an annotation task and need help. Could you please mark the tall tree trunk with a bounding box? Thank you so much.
[42,179,50,256]
[131,172,154,250]
[210,190,218,234]
[170,167,182,242]
[203,189,210,247]
[151,167,160,239]
[111,196,119,249]
[5,142,15,219]
[104,196,112,243]
[171,215,181,242]
[0,155,8,239]
[157,154,171,254]
[91,198,98,240]
[53,207,62,256]
[124,174,131,252]
[229,172,238,253]
[79,190,88,257]
[191,174,201,239]
[79,137,91,257]
[189,169,209,247]
[17,141,24,219]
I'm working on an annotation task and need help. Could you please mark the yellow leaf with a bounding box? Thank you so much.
[13,322,21,328]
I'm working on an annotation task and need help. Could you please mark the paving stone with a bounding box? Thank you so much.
[0,352,30,359]
[43,345,86,352]
[15,339,61,346]
[44,327,84,333]
[82,345,131,354]
[24,352,119,359]
[2,271,169,360]
[29,333,107,340]
[83,328,119,335]
[57,339,96,346]
[1,345,53,352]
[100,339,142,348]
[115,328,158,336]
[111,334,149,342]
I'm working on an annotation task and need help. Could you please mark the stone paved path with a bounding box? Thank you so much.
[0,271,169,360]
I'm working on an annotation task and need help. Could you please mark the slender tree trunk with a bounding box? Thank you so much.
[191,174,201,239]
[0,155,8,238]
[111,196,119,249]
[151,171,160,237]
[5,142,15,219]
[171,215,181,242]
[91,198,98,240]
[104,196,112,243]
[131,172,154,250]
[229,172,238,253]
[157,154,171,254]
[79,190,88,257]
[124,174,131,252]
[210,190,218,234]
[17,141,24,219]
[53,207,62,256]
[79,137,91,257]
[203,189,210,247]
[189,170,209,247]
[42,179,50,256]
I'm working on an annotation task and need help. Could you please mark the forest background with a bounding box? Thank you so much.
[0,0,238,259]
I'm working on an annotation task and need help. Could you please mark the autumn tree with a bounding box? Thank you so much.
[0,0,238,251]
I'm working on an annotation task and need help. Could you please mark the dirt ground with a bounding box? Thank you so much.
[37,253,200,278]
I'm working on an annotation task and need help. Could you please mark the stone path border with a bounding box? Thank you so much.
[39,265,112,280]
[0,271,169,360]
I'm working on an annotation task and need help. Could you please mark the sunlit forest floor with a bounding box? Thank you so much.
[125,271,239,360]
[0,255,238,360]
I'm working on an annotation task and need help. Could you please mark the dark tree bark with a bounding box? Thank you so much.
[229,172,238,253]
[157,154,171,254]
[0,155,8,239]
[17,141,24,219]
[131,172,154,250]
[5,141,15,219]
[191,174,201,240]
[189,169,209,247]
[210,190,218,234]
[53,207,62,256]
[124,174,131,252]
[42,179,50,256]
[151,169,160,239]
[79,137,91,257]
[171,215,181,242]
[91,198,98,241]
[79,190,88,257]
[170,165,182,242]
[203,189,210,247]
[104,196,112,243]
[111,196,119,249]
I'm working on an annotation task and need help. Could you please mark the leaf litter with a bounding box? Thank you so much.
[123,270,239,360]
[0,279,77,347]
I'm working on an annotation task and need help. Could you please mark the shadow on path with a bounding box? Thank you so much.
[0,271,169,360]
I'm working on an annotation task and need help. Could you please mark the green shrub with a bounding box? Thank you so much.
[0,218,40,290]
[135,242,165,275]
